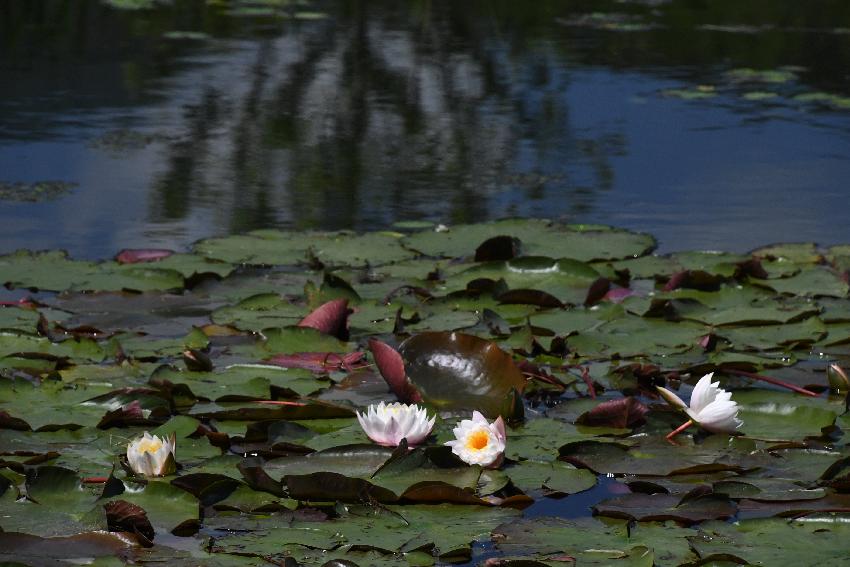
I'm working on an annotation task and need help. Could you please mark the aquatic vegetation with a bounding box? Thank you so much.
[0,220,849,564]
[0,181,77,203]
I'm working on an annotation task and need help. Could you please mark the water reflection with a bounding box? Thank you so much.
[2,0,850,258]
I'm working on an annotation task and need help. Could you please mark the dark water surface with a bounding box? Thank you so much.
[3,0,850,259]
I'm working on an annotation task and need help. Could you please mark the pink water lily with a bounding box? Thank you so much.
[356,402,435,447]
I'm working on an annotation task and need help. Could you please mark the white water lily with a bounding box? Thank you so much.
[444,411,506,468]
[356,402,435,447]
[657,373,742,436]
[127,432,177,477]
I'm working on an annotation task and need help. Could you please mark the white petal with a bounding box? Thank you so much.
[693,399,742,433]
[471,411,488,424]
[358,402,434,447]
[688,373,717,414]
[445,414,505,468]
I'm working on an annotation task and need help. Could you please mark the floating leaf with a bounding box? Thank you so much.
[505,460,597,496]
[395,332,526,419]
[575,397,648,429]
[104,499,155,546]
[593,492,737,522]
[0,531,136,565]
[297,298,351,339]
[404,220,655,262]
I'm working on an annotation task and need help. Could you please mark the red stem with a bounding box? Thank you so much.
[580,366,597,399]
[253,400,307,406]
[726,369,819,397]
[521,370,567,390]
[666,419,694,441]
[82,476,109,484]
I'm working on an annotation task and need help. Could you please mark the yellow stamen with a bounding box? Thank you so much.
[136,438,163,454]
[466,429,490,451]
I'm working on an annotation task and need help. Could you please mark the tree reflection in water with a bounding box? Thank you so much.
[2,0,850,256]
[147,2,619,234]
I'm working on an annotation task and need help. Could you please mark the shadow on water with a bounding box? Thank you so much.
[2,0,850,257]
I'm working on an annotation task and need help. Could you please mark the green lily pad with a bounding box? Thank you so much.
[260,326,351,355]
[734,390,838,440]
[493,516,695,565]
[195,230,413,268]
[0,332,105,362]
[689,518,850,564]
[261,444,394,479]
[0,250,185,292]
[0,307,41,333]
[151,364,326,400]
[211,294,305,330]
[212,503,519,561]
[505,460,597,495]
[501,418,627,462]
[717,317,826,351]
[751,266,849,297]
[403,220,655,262]
[105,479,200,534]
[560,436,754,477]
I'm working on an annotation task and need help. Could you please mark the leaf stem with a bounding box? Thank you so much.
[580,366,597,399]
[666,419,694,441]
[725,369,819,397]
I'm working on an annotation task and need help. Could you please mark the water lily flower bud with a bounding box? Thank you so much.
[356,402,435,447]
[127,432,177,477]
[827,364,850,393]
[444,411,506,468]
[657,373,742,434]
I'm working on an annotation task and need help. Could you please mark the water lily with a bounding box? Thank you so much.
[657,373,742,439]
[444,411,506,468]
[127,432,176,477]
[356,402,435,447]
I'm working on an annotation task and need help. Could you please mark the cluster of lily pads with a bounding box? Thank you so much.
[1,219,850,565]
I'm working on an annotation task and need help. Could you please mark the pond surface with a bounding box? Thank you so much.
[3,0,850,259]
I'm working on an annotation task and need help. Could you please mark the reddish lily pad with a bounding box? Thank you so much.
[297,298,351,340]
[115,249,174,264]
[374,332,526,419]
[575,397,648,429]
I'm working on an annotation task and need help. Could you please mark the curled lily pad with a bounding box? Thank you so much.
[371,333,526,420]
[297,298,351,340]
[575,397,648,429]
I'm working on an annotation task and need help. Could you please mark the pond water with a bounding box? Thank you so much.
[3,0,850,259]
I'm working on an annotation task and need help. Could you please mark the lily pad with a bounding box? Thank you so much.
[505,460,597,495]
[0,250,185,292]
[403,220,655,262]
[393,332,526,419]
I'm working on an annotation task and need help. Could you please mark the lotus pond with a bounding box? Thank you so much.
[1,220,850,565]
